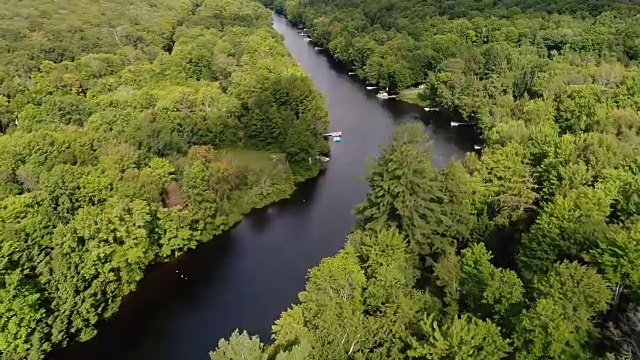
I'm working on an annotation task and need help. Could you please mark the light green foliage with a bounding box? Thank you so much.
[0,0,328,357]
[518,186,612,278]
[439,161,478,244]
[514,298,582,360]
[459,243,524,325]
[433,252,461,317]
[586,219,640,297]
[266,228,430,360]
[464,143,537,228]
[408,313,511,360]
[515,262,611,359]
[291,251,367,359]
[210,330,266,360]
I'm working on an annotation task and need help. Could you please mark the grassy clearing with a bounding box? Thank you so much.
[398,88,428,106]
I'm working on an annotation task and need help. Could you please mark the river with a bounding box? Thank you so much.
[54,14,474,360]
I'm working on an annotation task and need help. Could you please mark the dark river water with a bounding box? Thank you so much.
[54,14,474,360]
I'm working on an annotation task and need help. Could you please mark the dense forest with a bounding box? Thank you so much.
[0,0,328,358]
[210,0,640,359]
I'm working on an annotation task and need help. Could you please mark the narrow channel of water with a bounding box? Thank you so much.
[53,14,474,360]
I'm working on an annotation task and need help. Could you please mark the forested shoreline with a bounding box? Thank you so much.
[0,0,328,358]
[210,0,640,359]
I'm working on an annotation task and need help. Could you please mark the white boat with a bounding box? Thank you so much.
[303,37,311,42]
[366,86,377,90]
[451,121,472,126]
[424,107,439,112]
[314,47,323,50]
[474,145,483,150]
[317,156,330,162]
[348,72,356,75]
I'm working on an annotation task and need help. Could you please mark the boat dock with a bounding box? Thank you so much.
[376,92,396,99]
[324,131,342,137]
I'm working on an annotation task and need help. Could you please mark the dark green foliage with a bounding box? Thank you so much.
[355,123,450,261]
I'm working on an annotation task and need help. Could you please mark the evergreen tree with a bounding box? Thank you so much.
[355,123,450,263]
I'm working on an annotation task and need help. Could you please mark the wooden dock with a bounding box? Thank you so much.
[324,131,342,137]
[376,92,396,99]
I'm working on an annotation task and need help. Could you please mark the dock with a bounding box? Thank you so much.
[376,92,396,99]
[324,131,342,137]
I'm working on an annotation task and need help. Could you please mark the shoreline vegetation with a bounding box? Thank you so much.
[0,0,328,358]
[210,0,640,359]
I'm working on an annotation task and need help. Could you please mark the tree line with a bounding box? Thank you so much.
[210,0,640,358]
[0,0,328,358]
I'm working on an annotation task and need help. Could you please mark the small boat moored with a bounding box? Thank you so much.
[474,145,483,150]
[424,107,440,112]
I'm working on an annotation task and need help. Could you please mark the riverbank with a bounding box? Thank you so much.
[52,13,472,360]
[278,14,437,110]
[235,2,640,359]
[0,0,331,358]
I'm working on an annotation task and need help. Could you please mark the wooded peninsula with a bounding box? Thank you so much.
[0,0,328,358]
[209,0,640,359]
